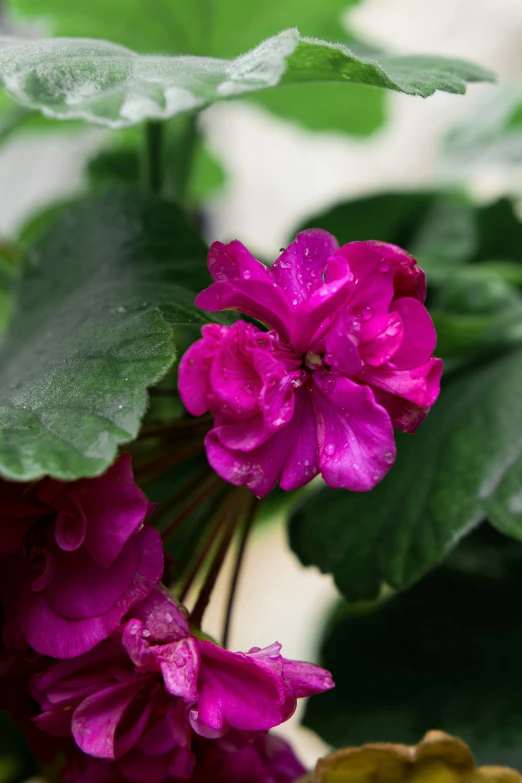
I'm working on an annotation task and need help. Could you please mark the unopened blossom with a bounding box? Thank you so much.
[179,230,442,496]
[0,454,163,659]
[31,586,333,768]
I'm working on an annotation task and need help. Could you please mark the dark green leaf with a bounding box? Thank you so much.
[250,82,386,136]
[295,191,438,249]
[305,564,522,767]
[289,348,522,601]
[0,33,494,128]
[0,186,214,480]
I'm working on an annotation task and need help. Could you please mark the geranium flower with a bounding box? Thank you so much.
[31,586,333,763]
[0,454,163,659]
[179,230,442,497]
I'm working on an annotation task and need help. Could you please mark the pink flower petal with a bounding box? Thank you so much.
[272,229,339,304]
[43,540,137,620]
[281,658,335,698]
[157,638,200,703]
[359,312,404,367]
[334,242,396,318]
[72,678,148,759]
[178,325,224,416]
[390,297,437,370]
[325,311,363,375]
[372,388,431,434]
[207,240,274,284]
[365,240,426,303]
[293,265,355,354]
[196,280,294,343]
[21,526,163,658]
[312,375,395,491]
[124,585,189,644]
[206,385,318,496]
[75,454,150,568]
[193,640,294,733]
[209,322,267,418]
[357,357,443,407]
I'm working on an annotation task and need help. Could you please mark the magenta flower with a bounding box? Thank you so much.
[0,454,163,659]
[63,730,305,783]
[31,586,333,764]
[178,231,443,496]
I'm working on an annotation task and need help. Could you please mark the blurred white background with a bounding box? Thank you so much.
[3,0,522,768]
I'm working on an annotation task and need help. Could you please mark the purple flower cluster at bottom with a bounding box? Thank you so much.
[0,455,333,782]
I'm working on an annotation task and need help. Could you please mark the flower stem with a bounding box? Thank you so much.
[143,121,164,193]
[190,489,251,630]
[177,500,229,604]
[222,495,259,649]
[160,472,223,541]
[169,112,199,204]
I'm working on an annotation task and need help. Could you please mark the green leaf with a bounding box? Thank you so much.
[289,347,522,601]
[6,0,360,57]
[250,82,386,136]
[0,32,495,128]
[305,564,522,767]
[0,186,214,481]
[295,191,439,249]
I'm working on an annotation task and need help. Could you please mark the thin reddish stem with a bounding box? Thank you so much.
[190,488,252,630]
[222,495,259,649]
[147,465,212,527]
[177,501,229,604]
[160,472,223,541]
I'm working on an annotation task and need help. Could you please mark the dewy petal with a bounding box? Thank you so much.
[196,280,294,342]
[177,325,224,417]
[365,240,427,303]
[76,454,150,568]
[21,526,163,658]
[156,638,200,704]
[312,375,395,491]
[209,322,265,418]
[281,658,335,698]
[54,506,87,552]
[194,640,294,733]
[372,388,431,434]
[357,357,443,407]
[389,297,437,370]
[292,263,356,354]
[333,242,396,318]
[125,585,189,644]
[271,229,339,304]
[207,240,274,284]
[359,311,404,367]
[72,678,147,759]
[206,385,318,497]
[324,311,363,376]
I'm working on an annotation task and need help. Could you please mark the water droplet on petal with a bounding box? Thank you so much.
[165,613,173,623]
[380,262,390,273]
[384,451,394,464]
[325,443,335,456]
[243,271,251,279]
[142,628,151,638]
[372,471,380,480]
[292,298,298,306]
[244,383,254,395]
[362,306,373,321]
[352,463,360,470]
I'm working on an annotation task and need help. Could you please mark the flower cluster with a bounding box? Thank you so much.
[0,454,333,782]
[179,230,442,497]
